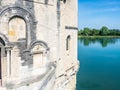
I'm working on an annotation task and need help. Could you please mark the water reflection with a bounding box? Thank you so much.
[79,37,120,47]
[77,37,120,90]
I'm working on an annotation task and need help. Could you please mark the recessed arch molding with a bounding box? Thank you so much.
[29,40,49,51]
[0,6,37,24]
[0,6,37,46]
[0,33,9,46]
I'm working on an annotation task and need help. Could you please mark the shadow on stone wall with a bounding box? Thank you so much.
[15,0,37,68]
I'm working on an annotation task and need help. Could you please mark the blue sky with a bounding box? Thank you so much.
[78,0,120,29]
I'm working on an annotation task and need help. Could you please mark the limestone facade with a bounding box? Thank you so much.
[0,0,79,90]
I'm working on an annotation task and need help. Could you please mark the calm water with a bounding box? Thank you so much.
[77,37,120,90]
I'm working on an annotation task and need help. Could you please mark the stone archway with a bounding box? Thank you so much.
[0,34,10,86]
[0,6,37,47]
[0,37,6,86]
[0,46,1,82]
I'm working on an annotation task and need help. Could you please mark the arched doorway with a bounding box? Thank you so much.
[0,37,5,86]
[0,47,1,82]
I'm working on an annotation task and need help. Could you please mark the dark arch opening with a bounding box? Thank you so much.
[66,35,71,51]
[0,37,5,46]
[63,0,66,3]
[0,37,5,85]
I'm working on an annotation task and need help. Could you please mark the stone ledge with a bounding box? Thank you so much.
[6,62,56,89]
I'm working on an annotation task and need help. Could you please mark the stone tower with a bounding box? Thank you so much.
[0,0,79,90]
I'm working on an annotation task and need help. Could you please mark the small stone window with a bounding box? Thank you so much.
[66,35,71,51]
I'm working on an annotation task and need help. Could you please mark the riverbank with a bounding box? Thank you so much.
[78,36,120,38]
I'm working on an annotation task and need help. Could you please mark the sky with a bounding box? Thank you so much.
[78,0,120,29]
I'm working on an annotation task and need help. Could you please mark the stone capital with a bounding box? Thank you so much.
[5,46,12,51]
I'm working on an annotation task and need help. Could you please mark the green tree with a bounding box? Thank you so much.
[83,27,90,36]
[92,29,100,36]
[100,26,109,35]
[78,26,120,36]
[78,30,83,35]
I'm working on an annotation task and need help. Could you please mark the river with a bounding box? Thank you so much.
[77,37,120,90]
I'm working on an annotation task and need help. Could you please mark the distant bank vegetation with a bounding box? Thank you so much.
[78,26,120,36]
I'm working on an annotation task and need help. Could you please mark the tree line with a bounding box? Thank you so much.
[78,26,120,36]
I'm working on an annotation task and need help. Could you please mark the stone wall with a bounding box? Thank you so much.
[0,0,79,90]
[54,0,79,89]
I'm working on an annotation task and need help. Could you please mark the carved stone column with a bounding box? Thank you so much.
[5,46,12,78]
